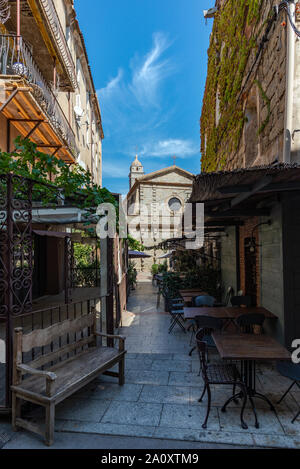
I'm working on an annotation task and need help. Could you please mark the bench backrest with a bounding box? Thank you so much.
[13,311,98,372]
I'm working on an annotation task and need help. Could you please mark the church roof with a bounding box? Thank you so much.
[127,165,194,199]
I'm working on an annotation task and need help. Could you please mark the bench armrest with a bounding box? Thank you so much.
[95,332,126,341]
[17,364,57,398]
[17,364,57,381]
[94,332,126,353]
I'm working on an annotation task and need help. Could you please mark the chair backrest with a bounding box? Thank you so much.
[224,287,234,306]
[194,295,216,307]
[231,295,252,307]
[195,332,209,377]
[194,315,224,332]
[236,313,265,333]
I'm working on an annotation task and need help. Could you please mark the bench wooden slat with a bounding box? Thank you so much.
[28,335,95,370]
[22,313,96,353]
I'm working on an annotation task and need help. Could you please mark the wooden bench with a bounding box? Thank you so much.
[11,310,126,446]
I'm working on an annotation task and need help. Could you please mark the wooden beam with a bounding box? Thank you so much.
[206,208,271,218]
[230,175,273,208]
[217,184,252,194]
[0,89,19,112]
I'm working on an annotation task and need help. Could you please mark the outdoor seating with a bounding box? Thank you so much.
[188,316,223,358]
[215,286,234,307]
[10,311,126,446]
[276,361,300,423]
[231,295,252,307]
[168,297,186,334]
[196,332,248,430]
[193,295,216,307]
[235,312,266,334]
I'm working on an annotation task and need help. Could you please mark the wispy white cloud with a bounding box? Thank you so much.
[141,139,199,158]
[99,69,123,98]
[98,32,174,114]
[130,32,174,108]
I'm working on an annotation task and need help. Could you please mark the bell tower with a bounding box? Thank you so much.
[129,154,144,189]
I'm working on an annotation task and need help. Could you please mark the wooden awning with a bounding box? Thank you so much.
[189,163,300,227]
[0,78,76,163]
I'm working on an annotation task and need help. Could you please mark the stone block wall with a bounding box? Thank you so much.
[201,1,289,171]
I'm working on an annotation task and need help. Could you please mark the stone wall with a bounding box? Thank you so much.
[201,1,289,171]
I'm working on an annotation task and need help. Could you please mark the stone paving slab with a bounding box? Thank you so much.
[55,398,111,423]
[61,420,156,439]
[151,359,192,373]
[169,371,203,387]
[80,382,143,403]
[125,370,170,386]
[139,385,191,405]
[101,401,163,427]
[159,403,220,431]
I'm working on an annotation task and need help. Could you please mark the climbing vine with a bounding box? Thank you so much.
[0,137,118,234]
[200,0,265,172]
[254,79,271,135]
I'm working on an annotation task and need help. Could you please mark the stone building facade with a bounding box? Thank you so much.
[0,0,103,185]
[127,156,194,272]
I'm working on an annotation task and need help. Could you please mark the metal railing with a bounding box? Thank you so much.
[0,34,78,159]
[38,0,77,89]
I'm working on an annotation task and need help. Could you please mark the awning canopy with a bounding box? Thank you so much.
[33,230,71,238]
[189,163,300,226]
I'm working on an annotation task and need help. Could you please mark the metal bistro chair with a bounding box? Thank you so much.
[193,295,216,308]
[196,332,248,430]
[215,286,234,307]
[163,290,186,334]
[231,295,252,308]
[235,313,266,334]
[189,316,223,358]
[276,361,300,424]
[187,296,216,349]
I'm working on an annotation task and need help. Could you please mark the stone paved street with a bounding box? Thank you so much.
[2,281,300,449]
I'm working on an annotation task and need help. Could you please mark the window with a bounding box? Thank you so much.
[168,197,182,212]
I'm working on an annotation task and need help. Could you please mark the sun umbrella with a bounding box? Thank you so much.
[128,250,151,259]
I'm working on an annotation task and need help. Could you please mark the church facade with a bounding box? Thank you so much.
[127,156,194,272]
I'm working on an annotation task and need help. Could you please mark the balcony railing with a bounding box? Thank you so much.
[0,34,78,159]
[38,0,77,89]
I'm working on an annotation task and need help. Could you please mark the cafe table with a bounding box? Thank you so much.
[184,306,278,323]
[179,290,209,305]
[212,332,291,428]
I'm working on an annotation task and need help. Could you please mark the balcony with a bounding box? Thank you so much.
[4,0,77,91]
[0,34,78,162]
[32,0,77,89]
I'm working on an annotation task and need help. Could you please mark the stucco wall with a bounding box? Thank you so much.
[220,226,237,295]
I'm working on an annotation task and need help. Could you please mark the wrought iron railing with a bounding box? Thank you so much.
[38,0,77,89]
[0,34,78,159]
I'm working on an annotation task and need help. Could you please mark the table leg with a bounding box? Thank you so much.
[242,360,276,429]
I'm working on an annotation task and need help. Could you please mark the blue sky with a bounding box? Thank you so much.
[75,0,212,195]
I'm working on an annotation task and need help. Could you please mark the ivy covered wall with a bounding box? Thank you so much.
[201,0,287,172]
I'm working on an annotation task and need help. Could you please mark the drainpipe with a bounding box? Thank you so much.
[16,0,21,51]
[283,1,296,163]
